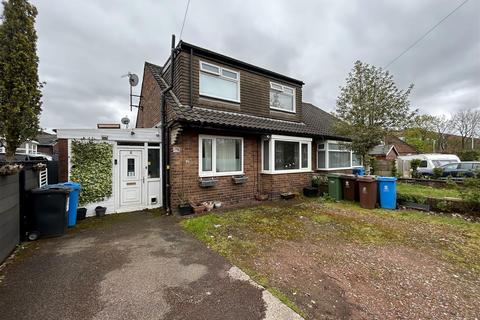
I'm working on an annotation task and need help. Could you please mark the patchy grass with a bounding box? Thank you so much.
[397,182,461,199]
[181,199,480,318]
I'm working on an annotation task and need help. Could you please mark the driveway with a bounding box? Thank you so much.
[0,211,301,320]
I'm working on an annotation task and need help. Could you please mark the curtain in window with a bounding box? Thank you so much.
[263,140,270,171]
[301,143,308,168]
[317,150,326,168]
[200,73,238,101]
[202,139,212,171]
[275,141,299,170]
[270,91,294,111]
[216,138,241,172]
[329,151,351,168]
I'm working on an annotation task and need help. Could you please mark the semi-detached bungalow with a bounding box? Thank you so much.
[136,40,358,213]
[56,40,358,216]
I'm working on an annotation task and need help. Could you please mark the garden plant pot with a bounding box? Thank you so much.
[281,192,295,200]
[303,186,318,197]
[178,203,193,216]
[76,208,87,221]
[95,206,106,217]
[192,205,206,214]
[255,194,269,201]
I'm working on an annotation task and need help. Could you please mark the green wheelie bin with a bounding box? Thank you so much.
[327,173,343,200]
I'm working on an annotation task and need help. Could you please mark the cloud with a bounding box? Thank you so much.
[22,0,480,128]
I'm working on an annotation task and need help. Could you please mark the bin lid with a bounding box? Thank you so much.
[356,175,377,182]
[342,174,357,180]
[31,186,71,194]
[62,181,81,190]
[377,176,397,182]
[327,173,342,178]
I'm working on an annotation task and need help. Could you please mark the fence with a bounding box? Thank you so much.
[0,161,56,263]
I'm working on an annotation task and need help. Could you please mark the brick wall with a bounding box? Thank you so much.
[170,129,317,208]
[57,138,68,182]
[136,64,162,128]
[170,129,261,208]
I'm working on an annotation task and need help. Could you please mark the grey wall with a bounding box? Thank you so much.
[0,174,20,263]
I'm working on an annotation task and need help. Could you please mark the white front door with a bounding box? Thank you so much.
[119,149,143,207]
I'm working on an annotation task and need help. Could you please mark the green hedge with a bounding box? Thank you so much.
[70,139,113,206]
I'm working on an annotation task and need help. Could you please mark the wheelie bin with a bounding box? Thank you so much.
[353,167,365,176]
[357,176,377,209]
[341,174,359,201]
[377,176,397,209]
[59,182,81,227]
[327,173,343,200]
[28,185,71,239]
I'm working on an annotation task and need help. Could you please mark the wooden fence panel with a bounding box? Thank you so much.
[0,174,20,263]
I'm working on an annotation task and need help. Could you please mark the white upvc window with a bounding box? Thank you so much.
[317,140,360,170]
[269,82,296,113]
[199,135,243,177]
[199,61,240,103]
[261,135,311,174]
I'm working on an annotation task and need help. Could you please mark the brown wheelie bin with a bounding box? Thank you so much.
[357,176,377,209]
[341,174,358,201]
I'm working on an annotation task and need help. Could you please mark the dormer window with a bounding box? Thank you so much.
[199,61,240,103]
[269,82,295,113]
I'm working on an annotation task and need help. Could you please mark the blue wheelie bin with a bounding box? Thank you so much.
[353,167,365,176]
[60,182,81,227]
[377,177,397,209]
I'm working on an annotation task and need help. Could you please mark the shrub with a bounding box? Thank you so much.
[410,159,422,178]
[458,150,480,161]
[312,175,328,187]
[432,167,443,179]
[390,160,398,177]
[460,178,480,204]
[70,139,113,206]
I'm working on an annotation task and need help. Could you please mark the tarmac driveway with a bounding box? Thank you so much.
[0,211,301,320]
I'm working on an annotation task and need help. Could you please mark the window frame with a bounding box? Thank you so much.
[198,134,244,177]
[317,140,360,170]
[269,81,296,114]
[199,61,241,103]
[261,135,312,174]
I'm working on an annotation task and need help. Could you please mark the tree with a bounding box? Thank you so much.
[432,114,452,152]
[451,108,480,150]
[334,60,416,166]
[0,0,43,161]
[404,114,436,152]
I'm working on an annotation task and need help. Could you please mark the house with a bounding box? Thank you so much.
[369,144,399,160]
[136,40,355,213]
[35,131,58,158]
[385,135,419,156]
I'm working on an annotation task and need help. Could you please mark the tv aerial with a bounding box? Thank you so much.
[122,72,142,111]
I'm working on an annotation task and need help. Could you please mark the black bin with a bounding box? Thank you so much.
[28,186,71,239]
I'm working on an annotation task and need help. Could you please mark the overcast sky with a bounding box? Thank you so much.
[24,0,480,129]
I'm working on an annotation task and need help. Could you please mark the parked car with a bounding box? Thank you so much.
[398,154,461,176]
[440,161,480,178]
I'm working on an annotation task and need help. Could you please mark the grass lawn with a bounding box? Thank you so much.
[181,199,480,319]
[397,182,461,199]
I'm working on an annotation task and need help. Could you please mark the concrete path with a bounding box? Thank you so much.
[0,212,302,320]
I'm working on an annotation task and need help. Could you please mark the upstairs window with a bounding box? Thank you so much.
[269,82,295,113]
[199,61,240,102]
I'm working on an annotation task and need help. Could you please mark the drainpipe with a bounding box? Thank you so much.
[161,34,176,214]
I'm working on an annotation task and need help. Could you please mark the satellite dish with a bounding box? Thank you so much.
[129,73,139,87]
[121,116,130,126]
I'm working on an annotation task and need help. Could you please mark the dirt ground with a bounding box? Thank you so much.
[181,200,480,319]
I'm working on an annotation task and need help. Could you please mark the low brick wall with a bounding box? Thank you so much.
[261,172,312,199]
[399,178,464,188]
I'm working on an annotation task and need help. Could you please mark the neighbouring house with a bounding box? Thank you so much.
[385,135,419,156]
[0,139,42,161]
[35,131,58,158]
[369,144,399,160]
[136,40,356,213]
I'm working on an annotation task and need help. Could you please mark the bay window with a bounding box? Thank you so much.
[199,135,243,176]
[317,140,361,169]
[199,61,240,102]
[262,135,311,174]
[269,82,295,113]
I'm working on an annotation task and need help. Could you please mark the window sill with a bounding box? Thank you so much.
[199,172,244,178]
[270,107,296,114]
[261,169,313,175]
[316,167,354,171]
